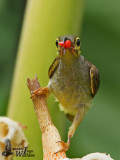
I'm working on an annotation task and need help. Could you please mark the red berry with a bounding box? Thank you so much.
[58,41,64,47]
[64,40,71,48]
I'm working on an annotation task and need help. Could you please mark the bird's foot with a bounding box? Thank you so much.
[31,87,49,98]
[54,141,70,154]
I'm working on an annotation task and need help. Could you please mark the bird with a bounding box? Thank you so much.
[2,138,13,157]
[31,35,100,153]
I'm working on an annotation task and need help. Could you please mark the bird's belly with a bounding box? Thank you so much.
[48,74,92,115]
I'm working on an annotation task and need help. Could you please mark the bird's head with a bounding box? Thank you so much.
[56,35,81,60]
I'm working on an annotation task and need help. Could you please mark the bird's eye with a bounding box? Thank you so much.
[76,39,80,46]
[56,40,58,47]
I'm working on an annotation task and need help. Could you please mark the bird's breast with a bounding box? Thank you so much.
[48,56,92,115]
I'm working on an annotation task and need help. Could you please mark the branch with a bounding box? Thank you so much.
[27,75,66,160]
[27,75,114,160]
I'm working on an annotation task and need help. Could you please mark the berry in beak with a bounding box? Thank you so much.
[59,40,71,49]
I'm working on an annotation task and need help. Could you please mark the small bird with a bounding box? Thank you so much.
[31,35,100,152]
[2,138,13,157]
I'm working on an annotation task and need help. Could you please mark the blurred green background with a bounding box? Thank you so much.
[0,0,120,159]
[0,0,26,114]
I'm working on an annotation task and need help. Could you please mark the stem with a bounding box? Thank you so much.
[27,75,66,160]
[27,75,52,132]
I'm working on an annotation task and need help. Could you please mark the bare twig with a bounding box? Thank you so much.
[27,75,66,160]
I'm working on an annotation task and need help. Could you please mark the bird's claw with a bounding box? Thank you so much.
[54,141,70,154]
[30,87,48,98]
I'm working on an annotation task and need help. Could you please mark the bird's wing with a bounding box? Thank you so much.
[90,64,100,97]
[5,139,11,152]
[48,56,60,79]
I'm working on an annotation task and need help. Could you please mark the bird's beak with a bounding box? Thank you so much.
[58,40,71,49]
[58,40,78,57]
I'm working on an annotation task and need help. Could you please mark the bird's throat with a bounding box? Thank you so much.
[60,50,77,65]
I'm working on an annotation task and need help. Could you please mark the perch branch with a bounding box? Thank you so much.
[27,75,66,160]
